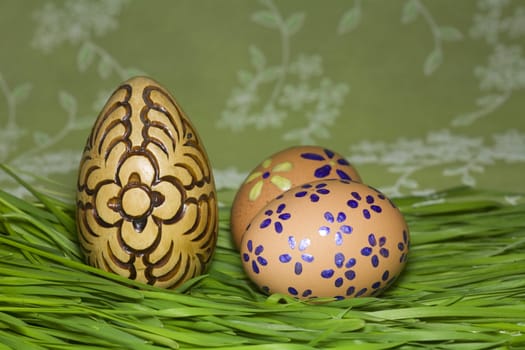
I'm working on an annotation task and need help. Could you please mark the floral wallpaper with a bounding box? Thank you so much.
[0,0,524,199]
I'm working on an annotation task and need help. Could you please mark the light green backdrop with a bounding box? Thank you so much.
[1,0,524,199]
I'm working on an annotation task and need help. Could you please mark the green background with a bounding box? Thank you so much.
[1,0,524,199]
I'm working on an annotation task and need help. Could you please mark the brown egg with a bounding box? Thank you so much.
[240,179,409,300]
[76,76,218,289]
[231,146,361,249]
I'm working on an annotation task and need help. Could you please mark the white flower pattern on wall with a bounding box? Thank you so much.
[218,0,350,145]
[31,0,129,53]
[453,0,525,126]
[347,129,525,196]
[0,0,142,194]
[0,1,523,199]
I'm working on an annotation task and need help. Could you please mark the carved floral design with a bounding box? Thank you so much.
[76,77,217,289]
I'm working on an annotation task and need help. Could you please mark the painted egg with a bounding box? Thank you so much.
[76,76,218,289]
[240,179,409,300]
[231,146,361,249]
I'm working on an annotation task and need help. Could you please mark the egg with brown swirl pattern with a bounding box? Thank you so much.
[76,76,217,289]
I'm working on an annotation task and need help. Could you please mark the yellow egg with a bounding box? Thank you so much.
[231,146,361,249]
[76,76,218,289]
[240,179,409,300]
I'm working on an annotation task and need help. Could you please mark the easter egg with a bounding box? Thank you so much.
[76,76,218,289]
[231,146,361,249]
[240,179,409,300]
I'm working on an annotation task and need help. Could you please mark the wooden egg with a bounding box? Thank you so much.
[76,76,218,289]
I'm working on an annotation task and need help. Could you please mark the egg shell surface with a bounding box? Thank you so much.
[240,179,409,300]
[76,76,218,289]
[231,146,362,249]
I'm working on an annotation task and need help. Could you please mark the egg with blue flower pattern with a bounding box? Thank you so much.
[231,146,361,249]
[240,179,409,300]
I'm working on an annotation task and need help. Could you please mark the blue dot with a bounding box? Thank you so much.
[379,236,387,246]
[363,209,371,219]
[324,211,334,223]
[318,226,330,236]
[337,212,346,222]
[302,254,314,263]
[314,165,331,178]
[242,253,249,262]
[346,286,355,296]
[255,245,264,255]
[294,262,302,275]
[340,225,352,234]
[301,152,324,161]
[302,289,313,297]
[277,203,286,213]
[260,218,271,229]
[279,213,291,220]
[310,194,320,202]
[347,200,358,208]
[345,270,356,280]
[337,169,351,180]
[380,248,389,258]
[372,281,381,289]
[361,247,372,256]
[279,254,292,263]
[295,191,307,197]
[324,149,334,158]
[398,242,405,251]
[299,239,310,251]
[335,277,343,287]
[368,234,377,246]
[382,270,390,281]
[345,258,356,268]
[247,240,253,252]
[372,255,379,267]
[351,192,361,200]
[321,269,334,278]
[317,189,330,195]
[257,256,268,266]
[252,261,260,274]
[356,288,368,297]
[335,232,343,246]
[288,287,298,295]
[288,236,296,249]
[262,171,270,179]
[274,222,283,233]
[334,253,345,268]
[366,195,374,204]
[371,205,382,213]
[338,158,350,165]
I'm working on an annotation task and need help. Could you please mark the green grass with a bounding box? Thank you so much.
[0,164,524,349]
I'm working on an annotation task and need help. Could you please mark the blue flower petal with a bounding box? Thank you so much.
[279,254,292,263]
[301,153,325,161]
[321,269,334,278]
[314,165,331,178]
[324,211,334,223]
[334,253,345,268]
[336,169,351,180]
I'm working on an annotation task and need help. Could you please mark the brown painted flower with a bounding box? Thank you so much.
[93,152,183,254]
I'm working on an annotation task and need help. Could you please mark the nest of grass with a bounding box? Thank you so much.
[0,164,524,350]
